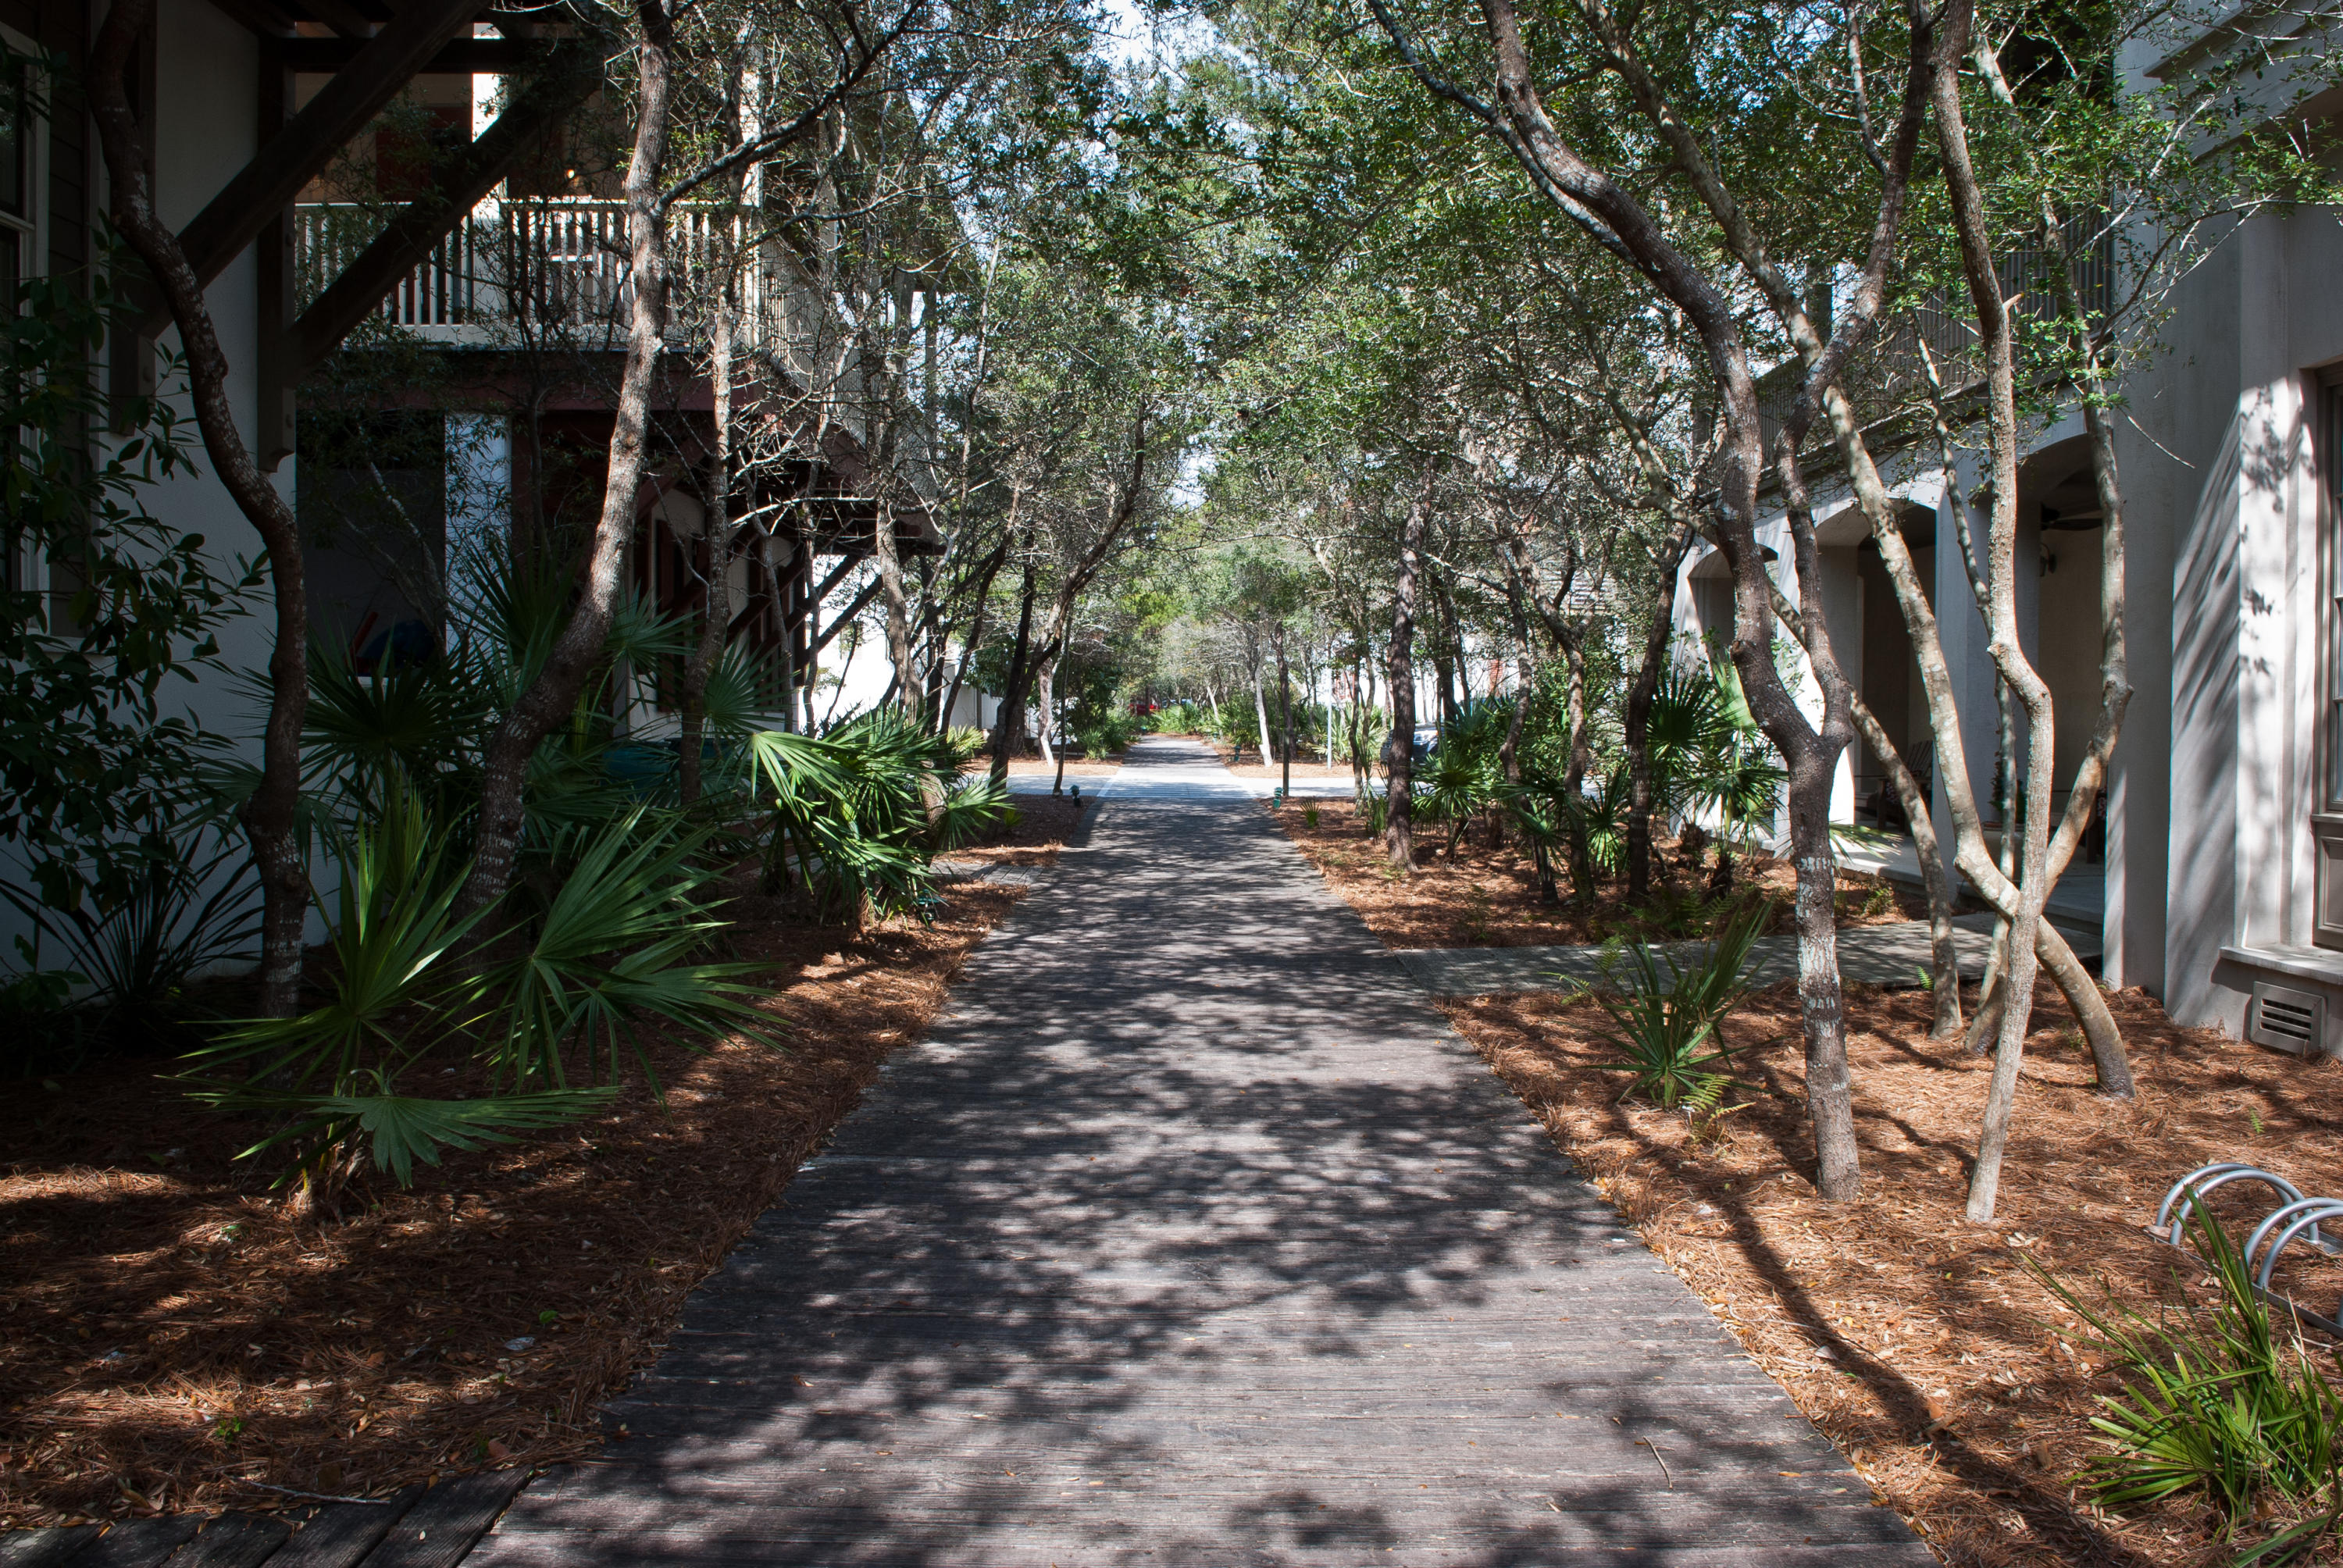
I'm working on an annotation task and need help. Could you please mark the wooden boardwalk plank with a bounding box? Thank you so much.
[262,1491,423,1568]
[0,1528,100,1568]
[60,1519,201,1568]
[470,741,1932,1566]
[159,1515,290,1568]
[353,1473,526,1568]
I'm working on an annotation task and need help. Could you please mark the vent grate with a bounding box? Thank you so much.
[2248,982,2325,1056]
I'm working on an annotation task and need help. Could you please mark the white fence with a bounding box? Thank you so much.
[296,198,754,342]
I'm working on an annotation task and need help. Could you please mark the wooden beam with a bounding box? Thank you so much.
[255,50,298,469]
[275,34,537,70]
[808,578,883,661]
[137,0,489,337]
[201,0,300,37]
[807,549,867,611]
[297,0,381,39]
[289,41,601,369]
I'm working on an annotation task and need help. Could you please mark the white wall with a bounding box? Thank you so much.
[1,0,289,968]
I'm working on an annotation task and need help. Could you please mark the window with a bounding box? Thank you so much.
[2314,370,2343,948]
[0,44,38,612]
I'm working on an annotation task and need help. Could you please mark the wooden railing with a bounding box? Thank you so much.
[295,198,760,341]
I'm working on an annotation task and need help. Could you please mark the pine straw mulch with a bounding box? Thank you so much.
[1273,797,1928,948]
[0,795,1087,1529]
[1442,977,2343,1567]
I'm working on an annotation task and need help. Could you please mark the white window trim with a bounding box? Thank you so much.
[1,23,49,609]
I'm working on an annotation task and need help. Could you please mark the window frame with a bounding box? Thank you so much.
[2310,365,2343,948]
[0,29,48,611]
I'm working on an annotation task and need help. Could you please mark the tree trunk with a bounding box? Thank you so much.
[1849,692,1962,1037]
[1275,626,1294,794]
[1784,750,1863,1198]
[934,536,1008,734]
[986,558,1040,785]
[1035,657,1057,766]
[1385,458,1438,871]
[1252,664,1274,766]
[678,290,737,806]
[1561,632,1592,793]
[93,0,309,1016]
[1624,520,1696,900]
[458,0,675,919]
[1927,1,2059,1222]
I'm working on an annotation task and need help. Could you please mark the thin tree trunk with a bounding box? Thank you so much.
[678,291,738,805]
[93,0,309,1016]
[1625,519,1696,899]
[1850,693,1963,1036]
[1929,0,2058,1221]
[1035,657,1057,766]
[461,0,676,919]
[1275,626,1294,794]
[1252,664,1274,765]
[1385,457,1439,871]
[1767,575,1965,1038]
[936,537,1008,736]
[987,557,1039,785]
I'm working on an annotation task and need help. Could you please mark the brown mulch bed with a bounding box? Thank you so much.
[1272,797,1928,948]
[0,796,1086,1528]
[1443,978,2343,1567]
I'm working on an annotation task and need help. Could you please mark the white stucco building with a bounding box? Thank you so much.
[1672,59,2343,1049]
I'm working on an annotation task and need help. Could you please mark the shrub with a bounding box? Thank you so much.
[1589,899,1771,1110]
[2031,1201,2343,1552]
[189,789,772,1201]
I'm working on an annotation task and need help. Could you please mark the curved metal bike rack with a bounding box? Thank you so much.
[2156,1164,2311,1245]
[2153,1162,2343,1338]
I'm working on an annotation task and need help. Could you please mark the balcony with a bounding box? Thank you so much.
[1756,222,2119,456]
[295,197,758,349]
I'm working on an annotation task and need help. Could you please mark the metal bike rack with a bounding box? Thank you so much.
[2152,1162,2343,1338]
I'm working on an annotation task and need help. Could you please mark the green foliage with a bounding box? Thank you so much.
[0,259,251,918]
[750,709,1015,925]
[2030,1202,2343,1551]
[1504,764,1629,907]
[1147,700,1207,733]
[1589,900,1771,1110]
[215,1078,621,1192]
[1649,662,1785,855]
[191,787,771,1190]
[2,836,259,1072]
[1074,708,1139,759]
[1420,699,1510,850]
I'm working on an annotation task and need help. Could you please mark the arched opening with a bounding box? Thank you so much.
[1851,501,1937,827]
[2021,436,2107,862]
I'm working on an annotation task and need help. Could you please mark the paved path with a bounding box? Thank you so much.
[1394,914,2000,998]
[473,736,1927,1566]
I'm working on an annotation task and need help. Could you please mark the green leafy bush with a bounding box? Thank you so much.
[2031,1202,2343,1554]
[1,837,258,1072]
[189,789,771,1197]
[0,261,252,921]
[751,708,1015,925]
[1590,899,1771,1110]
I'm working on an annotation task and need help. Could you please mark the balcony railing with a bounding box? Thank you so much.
[296,198,763,344]
[1757,223,2120,449]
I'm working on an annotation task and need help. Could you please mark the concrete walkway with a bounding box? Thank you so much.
[473,737,1929,1566]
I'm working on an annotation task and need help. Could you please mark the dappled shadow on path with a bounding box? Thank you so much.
[478,775,1927,1566]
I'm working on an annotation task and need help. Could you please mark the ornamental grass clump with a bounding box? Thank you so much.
[1587,897,1770,1112]
[2028,1199,2343,1562]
